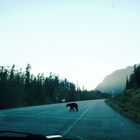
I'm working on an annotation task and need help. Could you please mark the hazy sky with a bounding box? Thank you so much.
[0,0,140,90]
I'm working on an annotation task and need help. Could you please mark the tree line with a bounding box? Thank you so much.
[0,64,110,109]
[126,64,140,90]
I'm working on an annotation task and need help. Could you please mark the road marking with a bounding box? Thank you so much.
[62,103,96,136]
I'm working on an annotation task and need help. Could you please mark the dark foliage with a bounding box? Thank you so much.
[0,64,110,109]
[126,64,140,90]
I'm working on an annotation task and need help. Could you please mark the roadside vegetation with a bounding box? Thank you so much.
[106,64,140,123]
[0,64,110,109]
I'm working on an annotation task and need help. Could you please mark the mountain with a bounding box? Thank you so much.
[95,66,134,95]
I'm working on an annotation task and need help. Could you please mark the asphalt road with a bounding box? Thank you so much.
[0,99,140,140]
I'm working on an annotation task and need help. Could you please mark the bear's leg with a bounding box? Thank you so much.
[69,106,73,111]
[71,106,75,111]
[76,104,78,112]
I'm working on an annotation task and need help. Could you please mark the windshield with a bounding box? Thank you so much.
[0,0,140,140]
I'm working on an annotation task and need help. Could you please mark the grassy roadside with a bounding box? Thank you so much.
[105,89,140,124]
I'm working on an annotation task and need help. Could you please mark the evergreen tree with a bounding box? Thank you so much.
[0,64,111,109]
[126,64,140,90]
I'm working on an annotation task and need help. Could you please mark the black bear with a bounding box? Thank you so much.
[66,103,78,112]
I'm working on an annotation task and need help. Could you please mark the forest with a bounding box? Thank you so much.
[106,64,140,123]
[126,64,140,90]
[0,64,110,109]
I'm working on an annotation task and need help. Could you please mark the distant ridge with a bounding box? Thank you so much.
[95,66,134,95]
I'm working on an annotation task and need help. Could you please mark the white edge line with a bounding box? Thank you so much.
[62,103,96,136]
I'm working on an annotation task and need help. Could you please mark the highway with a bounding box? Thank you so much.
[0,99,140,140]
